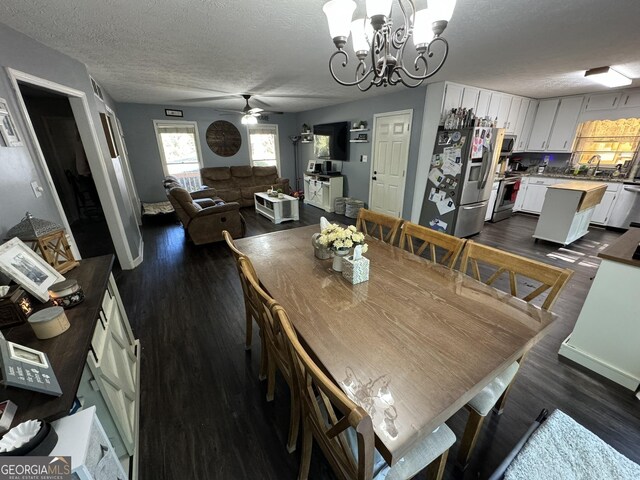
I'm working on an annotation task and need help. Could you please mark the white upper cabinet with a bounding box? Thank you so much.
[486,92,501,121]
[442,83,464,115]
[546,96,584,152]
[476,90,492,118]
[461,87,480,110]
[515,99,538,152]
[527,99,559,151]
[497,95,513,131]
[621,91,640,108]
[584,92,621,111]
[513,98,530,145]
[506,97,522,134]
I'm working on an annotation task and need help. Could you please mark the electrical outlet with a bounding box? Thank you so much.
[31,181,43,198]
[361,155,368,163]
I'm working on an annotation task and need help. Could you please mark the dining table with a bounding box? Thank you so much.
[235,224,556,466]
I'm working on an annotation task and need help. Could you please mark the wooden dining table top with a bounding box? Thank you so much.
[235,224,556,465]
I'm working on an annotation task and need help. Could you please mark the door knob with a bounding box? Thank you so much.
[372,176,377,180]
[374,170,377,174]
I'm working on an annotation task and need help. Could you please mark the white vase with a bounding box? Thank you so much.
[332,248,351,272]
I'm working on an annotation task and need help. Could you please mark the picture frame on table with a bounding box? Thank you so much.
[0,238,65,302]
[0,98,23,147]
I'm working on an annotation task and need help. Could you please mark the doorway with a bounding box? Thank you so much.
[369,110,413,217]
[18,83,116,258]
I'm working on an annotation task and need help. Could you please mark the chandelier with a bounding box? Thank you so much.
[323,0,456,90]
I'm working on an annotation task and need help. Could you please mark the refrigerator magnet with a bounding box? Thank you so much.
[429,218,448,232]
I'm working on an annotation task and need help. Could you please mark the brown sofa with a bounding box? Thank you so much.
[167,187,245,245]
[200,166,289,207]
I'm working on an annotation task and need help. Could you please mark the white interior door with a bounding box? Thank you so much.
[369,111,412,217]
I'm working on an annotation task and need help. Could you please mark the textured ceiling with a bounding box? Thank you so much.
[1,0,640,112]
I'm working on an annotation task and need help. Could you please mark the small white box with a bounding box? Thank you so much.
[342,255,369,285]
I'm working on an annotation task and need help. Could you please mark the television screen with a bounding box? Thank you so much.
[313,122,349,161]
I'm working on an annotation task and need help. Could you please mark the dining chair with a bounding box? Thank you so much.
[239,257,300,453]
[223,230,267,380]
[398,221,466,269]
[276,305,455,480]
[455,240,574,469]
[356,209,403,245]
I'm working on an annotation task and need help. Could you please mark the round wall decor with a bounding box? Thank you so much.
[206,120,241,157]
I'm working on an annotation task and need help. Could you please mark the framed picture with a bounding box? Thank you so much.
[0,238,65,302]
[165,109,183,117]
[0,98,23,147]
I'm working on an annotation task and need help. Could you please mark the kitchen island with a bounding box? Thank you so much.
[532,181,607,245]
[559,228,640,391]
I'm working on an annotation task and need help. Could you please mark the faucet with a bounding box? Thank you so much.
[587,155,601,176]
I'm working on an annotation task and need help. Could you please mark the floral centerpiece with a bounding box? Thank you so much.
[316,224,368,272]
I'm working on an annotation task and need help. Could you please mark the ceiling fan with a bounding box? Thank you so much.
[216,94,283,124]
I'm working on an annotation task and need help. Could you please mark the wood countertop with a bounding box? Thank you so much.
[547,181,607,192]
[0,255,113,425]
[598,228,640,268]
[548,181,607,212]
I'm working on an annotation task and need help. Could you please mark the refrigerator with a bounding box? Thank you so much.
[419,127,504,237]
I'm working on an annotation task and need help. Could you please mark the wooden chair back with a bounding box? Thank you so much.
[356,209,403,245]
[277,306,376,480]
[460,240,574,311]
[399,222,466,268]
[240,257,293,385]
[223,230,260,318]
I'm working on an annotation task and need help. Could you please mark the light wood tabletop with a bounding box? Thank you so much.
[235,225,556,465]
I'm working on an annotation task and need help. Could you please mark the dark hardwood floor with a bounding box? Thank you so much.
[113,206,640,480]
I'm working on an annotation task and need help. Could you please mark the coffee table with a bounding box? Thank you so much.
[254,192,300,224]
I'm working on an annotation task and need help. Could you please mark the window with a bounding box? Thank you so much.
[154,121,203,191]
[248,124,280,171]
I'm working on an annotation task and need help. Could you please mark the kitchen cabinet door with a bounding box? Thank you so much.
[488,93,512,129]
[584,93,621,111]
[621,91,640,108]
[442,83,464,115]
[461,87,479,110]
[515,100,538,152]
[527,99,559,151]
[476,90,492,118]
[513,177,528,212]
[546,96,584,152]
[591,190,617,225]
[521,183,547,214]
[513,98,530,142]
[505,97,522,134]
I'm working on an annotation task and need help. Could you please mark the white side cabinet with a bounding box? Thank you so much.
[78,274,140,479]
[51,406,128,480]
[303,174,344,212]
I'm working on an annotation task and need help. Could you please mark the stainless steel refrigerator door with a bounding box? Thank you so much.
[460,149,490,205]
[454,201,489,237]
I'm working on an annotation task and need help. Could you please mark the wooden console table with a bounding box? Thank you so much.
[0,256,140,479]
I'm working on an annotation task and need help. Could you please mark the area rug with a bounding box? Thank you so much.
[142,201,174,215]
[505,409,640,480]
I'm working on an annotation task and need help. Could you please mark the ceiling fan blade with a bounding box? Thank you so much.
[214,108,244,114]
[260,111,284,115]
[248,107,264,114]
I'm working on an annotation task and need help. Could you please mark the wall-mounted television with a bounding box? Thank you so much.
[313,122,349,161]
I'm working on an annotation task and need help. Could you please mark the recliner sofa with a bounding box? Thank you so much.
[200,166,289,207]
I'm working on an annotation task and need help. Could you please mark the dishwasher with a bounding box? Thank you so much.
[608,184,640,228]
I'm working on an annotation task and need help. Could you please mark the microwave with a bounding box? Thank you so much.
[500,135,516,155]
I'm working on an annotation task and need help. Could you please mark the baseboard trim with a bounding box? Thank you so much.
[559,335,640,391]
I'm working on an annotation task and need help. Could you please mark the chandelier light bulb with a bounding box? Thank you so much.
[351,18,373,55]
[412,8,434,48]
[323,0,357,48]
[429,0,457,23]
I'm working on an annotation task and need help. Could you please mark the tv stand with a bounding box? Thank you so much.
[303,174,344,213]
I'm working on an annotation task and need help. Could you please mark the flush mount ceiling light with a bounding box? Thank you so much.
[585,66,632,88]
[323,0,456,90]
